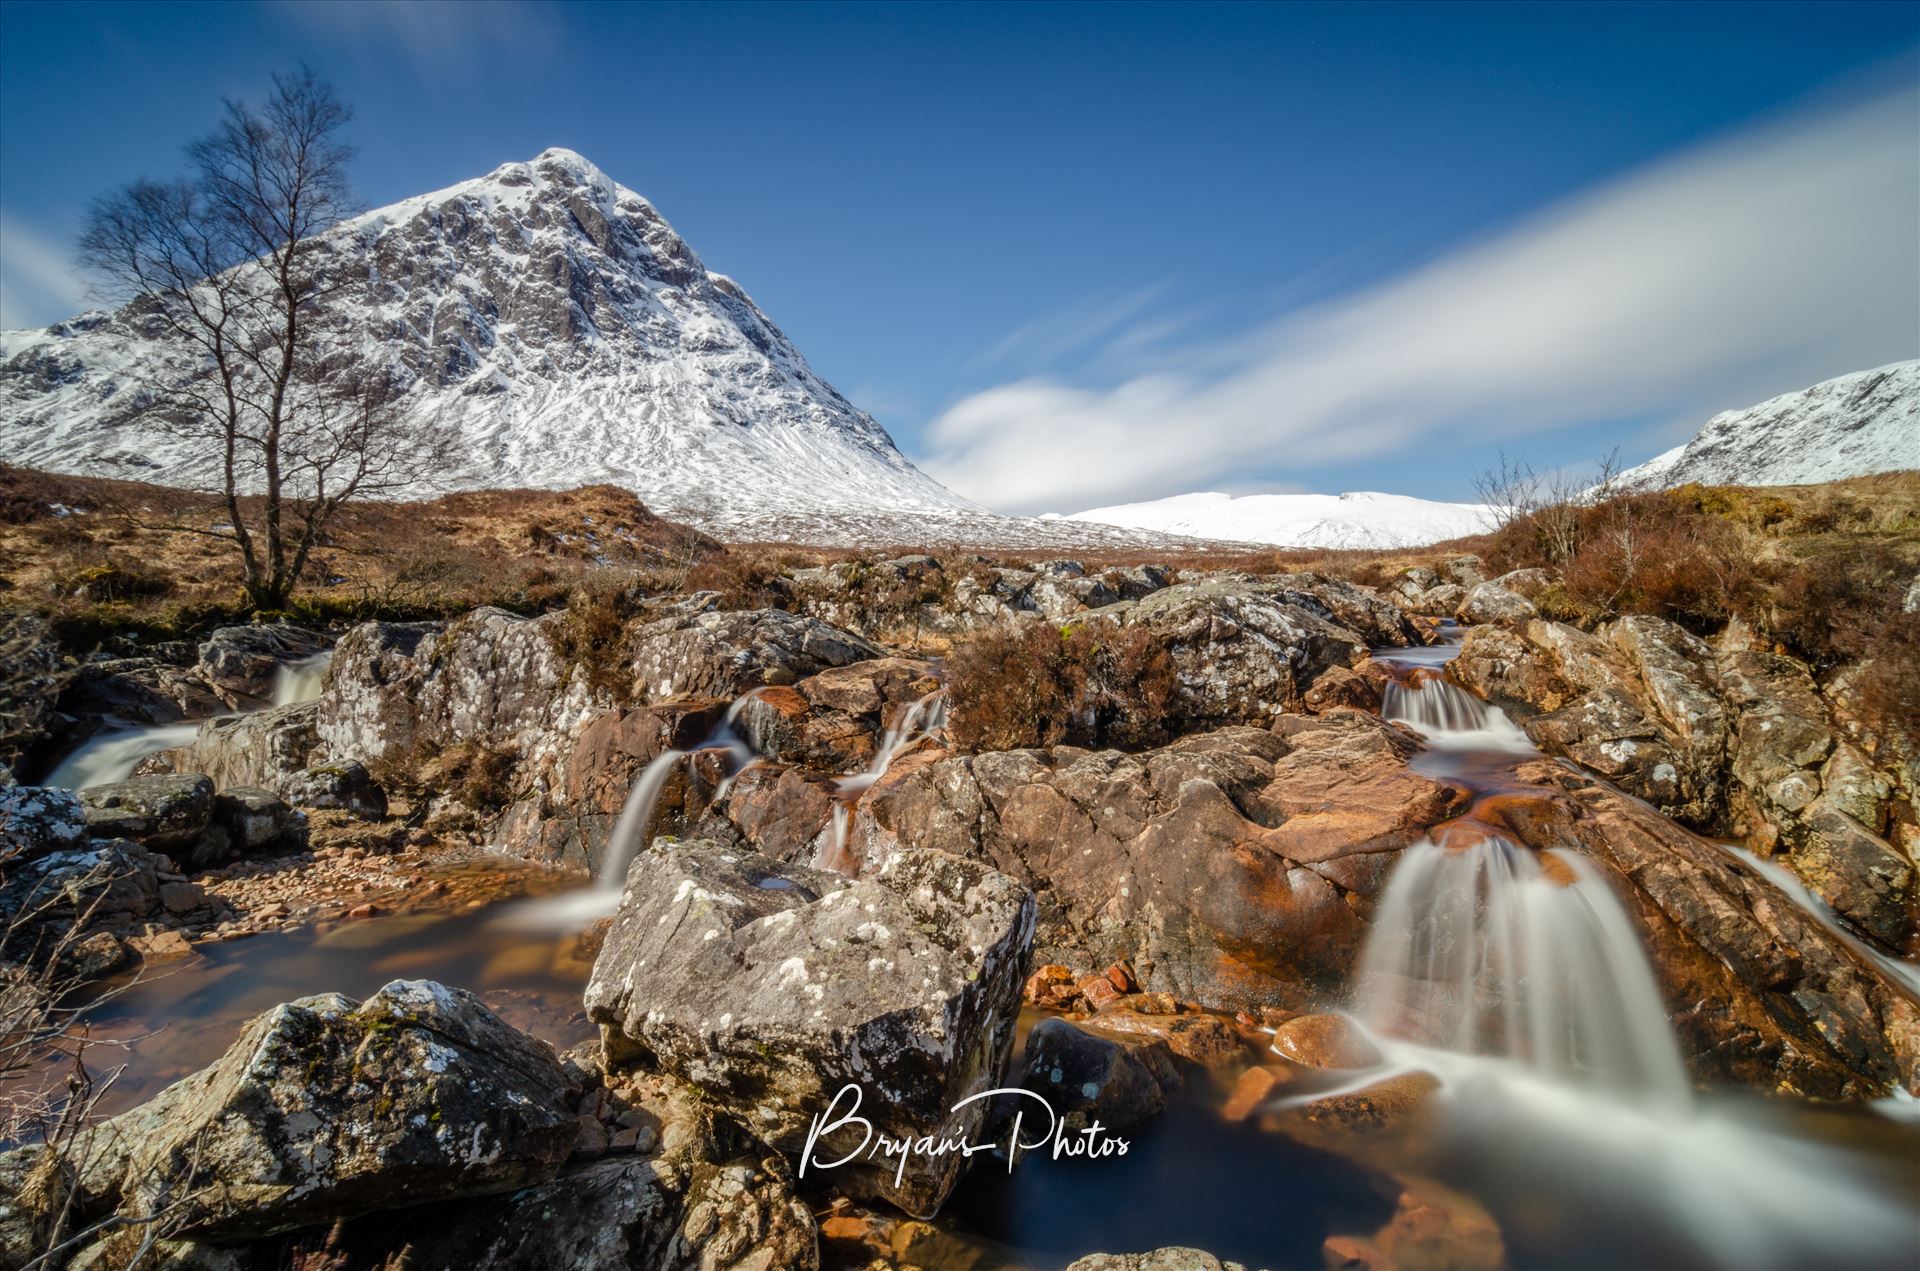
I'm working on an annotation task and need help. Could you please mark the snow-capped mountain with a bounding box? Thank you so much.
[1617,362,1920,490]
[1061,490,1495,549]
[0,149,1215,550]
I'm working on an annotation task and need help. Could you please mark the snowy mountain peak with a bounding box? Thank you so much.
[1617,362,1920,490]
[0,150,1018,543]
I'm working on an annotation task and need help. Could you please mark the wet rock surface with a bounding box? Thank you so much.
[854,713,1464,1010]
[584,840,1035,1213]
[1500,760,1920,1097]
[1451,614,1916,950]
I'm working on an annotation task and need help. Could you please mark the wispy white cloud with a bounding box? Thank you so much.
[920,81,1920,514]
[0,214,90,329]
[270,0,557,73]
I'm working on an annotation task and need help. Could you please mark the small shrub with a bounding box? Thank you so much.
[947,619,1178,751]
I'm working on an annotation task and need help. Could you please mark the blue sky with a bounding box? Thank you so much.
[2,1,1916,511]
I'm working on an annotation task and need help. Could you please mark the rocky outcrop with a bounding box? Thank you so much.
[851,714,1466,1009]
[626,607,883,703]
[336,1070,819,1269]
[318,608,600,772]
[195,623,331,705]
[159,702,320,793]
[585,841,1035,1213]
[0,613,71,769]
[1452,616,1915,949]
[77,774,215,851]
[1089,581,1374,730]
[1496,762,1920,1097]
[69,980,579,1240]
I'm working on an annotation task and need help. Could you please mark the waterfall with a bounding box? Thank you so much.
[270,650,333,706]
[594,694,765,892]
[1381,674,1533,754]
[814,689,947,875]
[1356,834,1691,1106]
[43,722,203,791]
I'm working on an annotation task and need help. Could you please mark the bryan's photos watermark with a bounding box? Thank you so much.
[799,1082,1130,1190]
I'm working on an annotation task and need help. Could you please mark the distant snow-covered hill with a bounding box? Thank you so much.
[0,148,1221,550]
[1061,490,1495,549]
[1618,363,1920,490]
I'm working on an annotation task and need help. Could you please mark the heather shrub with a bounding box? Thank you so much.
[946,619,1178,751]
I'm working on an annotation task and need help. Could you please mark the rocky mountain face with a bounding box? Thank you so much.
[1618,362,1920,490]
[0,149,1209,550]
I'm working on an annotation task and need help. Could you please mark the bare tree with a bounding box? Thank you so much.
[79,69,441,612]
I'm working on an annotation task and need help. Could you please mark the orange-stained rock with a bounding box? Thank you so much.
[851,713,1466,1011]
[1105,960,1138,992]
[1085,1007,1249,1068]
[1079,974,1123,1010]
[1222,1065,1294,1122]
[1271,1014,1383,1070]
[1322,1235,1382,1270]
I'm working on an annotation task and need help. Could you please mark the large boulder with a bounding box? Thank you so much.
[333,1072,818,1270]
[195,623,331,705]
[626,608,883,703]
[0,837,167,960]
[157,701,320,794]
[76,774,214,851]
[0,783,88,861]
[1091,580,1374,730]
[317,608,600,770]
[585,842,1035,1213]
[850,714,1466,1009]
[1455,580,1539,626]
[78,980,579,1240]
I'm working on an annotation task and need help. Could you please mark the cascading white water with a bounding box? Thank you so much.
[813,689,947,875]
[595,694,762,893]
[43,722,202,791]
[270,650,333,706]
[1357,834,1691,1105]
[1339,657,1917,1268]
[1381,674,1533,753]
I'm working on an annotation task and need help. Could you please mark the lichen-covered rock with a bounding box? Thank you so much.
[851,714,1465,1009]
[279,761,388,820]
[89,980,579,1240]
[585,842,1035,1213]
[0,782,88,860]
[1066,1250,1249,1271]
[1093,580,1373,729]
[194,623,331,704]
[77,774,214,850]
[316,608,600,771]
[335,1072,819,1270]
[1020,1017,1180,1133]
[1455,580,1539,626]
[626,608,883,704]
[158,701,320,794]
